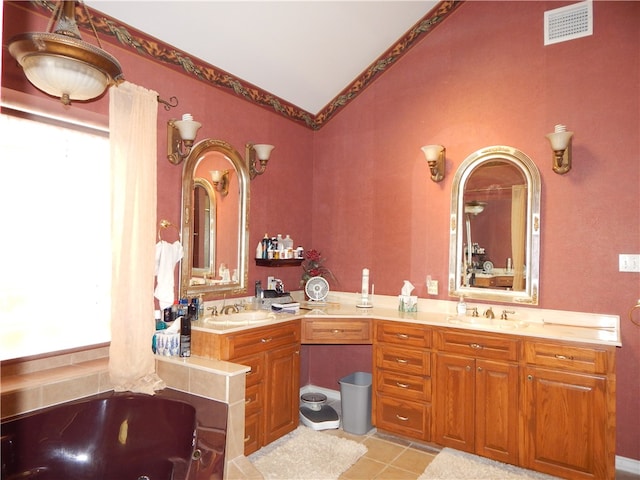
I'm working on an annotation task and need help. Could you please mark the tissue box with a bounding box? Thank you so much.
[398,295,418,313]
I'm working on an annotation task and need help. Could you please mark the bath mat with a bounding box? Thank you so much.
[249,426,367,479]
[419,448,560,480]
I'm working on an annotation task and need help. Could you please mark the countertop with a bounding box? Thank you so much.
[191,292,621,347]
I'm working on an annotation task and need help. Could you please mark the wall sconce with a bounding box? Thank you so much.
[167,113,201,165]
[210,169,231,196]
[421,144,446,182]
[8,0,124,106]
[546,124,573,174]
[246,143,275,179]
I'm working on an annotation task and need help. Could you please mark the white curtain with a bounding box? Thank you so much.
[511,185,527,291]
[109,82,165,394]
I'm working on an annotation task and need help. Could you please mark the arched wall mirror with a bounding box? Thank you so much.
[180,139,249,298]
[449,145,541,305]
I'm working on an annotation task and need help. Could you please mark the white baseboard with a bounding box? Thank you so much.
[616,455,640,474]
[300,384,340,402]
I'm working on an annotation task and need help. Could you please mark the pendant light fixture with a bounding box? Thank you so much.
[8,1,124,105]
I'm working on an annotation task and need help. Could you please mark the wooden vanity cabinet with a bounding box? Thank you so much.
[434,329,520,465]
[192,320,301,455]
[373,321,432,441]
[301,318,372,344]
[521,339,616,480]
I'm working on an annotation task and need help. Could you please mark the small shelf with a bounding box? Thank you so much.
[255,258,303,267]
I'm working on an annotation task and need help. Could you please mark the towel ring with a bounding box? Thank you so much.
[158,219,181,241]
[629,301,640,327]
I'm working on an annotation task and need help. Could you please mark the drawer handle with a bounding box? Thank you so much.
[244,435,251,442]
[554,354,574,360]
[261,337,273,343]
[469,343,483,349]
[245,398,252,404]
[331,329,343,334]
[395,358,409,364]
[396,382,410,388]
[396,333,409,339]
[396,414,409,421]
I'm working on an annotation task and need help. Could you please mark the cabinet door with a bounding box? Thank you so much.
[523,366,609,480]
[475,359,519,464]
[434,353,475,452]
[264,343,300,445]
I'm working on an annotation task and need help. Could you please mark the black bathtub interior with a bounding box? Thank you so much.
[1,389,227,480]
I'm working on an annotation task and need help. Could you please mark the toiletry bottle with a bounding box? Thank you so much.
[457,296,467,316]
[256,241,263,259]
[180,315,191,357]
[171,300,179,321]
[197,294,204,319]
[188,298,197,320]
[261,234,270,259]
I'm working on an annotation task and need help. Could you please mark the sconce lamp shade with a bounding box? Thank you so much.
[546,124,573,174]
[421,144,446,182]
[246,143,275,179]
[210,169,230,196]
[421,144,444,162]
[545,127,573,151]
[173,115,202,141]
[8,2,123,105]
[253,144,275,161]
[167,113,201,165]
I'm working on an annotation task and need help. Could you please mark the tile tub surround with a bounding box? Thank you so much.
[1,346,251,478]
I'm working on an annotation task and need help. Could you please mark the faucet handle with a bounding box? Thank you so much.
[470,307,479,317]
[207,306,218,316]
[501,309,516,320]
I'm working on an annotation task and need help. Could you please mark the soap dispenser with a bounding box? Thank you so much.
[457,296,467,316]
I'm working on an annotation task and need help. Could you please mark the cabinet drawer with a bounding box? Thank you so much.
[376,321,432,348]
[224,320,301,359]
[244,382,262,415]
[524,340,612,374]
[244,411,261,456]
[435,329,519,362]
[302,318,372,344]
[375,394,431,441]
[232,353,264,386]
[376,344,431,376]
[375,369,431,402]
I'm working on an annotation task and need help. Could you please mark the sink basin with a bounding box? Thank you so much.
[204,310,276,326]
[447,316,528,330]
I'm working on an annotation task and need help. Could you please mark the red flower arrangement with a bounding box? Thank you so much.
[300,249,336,287]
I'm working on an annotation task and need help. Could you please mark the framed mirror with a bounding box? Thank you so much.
[449,146,541,305]
[180,139,249,299]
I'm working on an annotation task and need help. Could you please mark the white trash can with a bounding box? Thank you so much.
[339,372,373,435]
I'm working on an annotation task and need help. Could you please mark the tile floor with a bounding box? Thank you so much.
[230,394,640,480]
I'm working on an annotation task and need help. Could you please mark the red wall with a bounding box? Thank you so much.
[311,1,640,460]
[3,0,638,461]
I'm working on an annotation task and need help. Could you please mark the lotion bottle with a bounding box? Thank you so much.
[457,296,467,316]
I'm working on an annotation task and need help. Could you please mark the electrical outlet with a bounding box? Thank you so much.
[426,276,438,295]
[619,254,640,272]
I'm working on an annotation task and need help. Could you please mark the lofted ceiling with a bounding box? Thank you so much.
[88,1,440,115]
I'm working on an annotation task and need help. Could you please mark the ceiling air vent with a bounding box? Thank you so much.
[544,0,593,46]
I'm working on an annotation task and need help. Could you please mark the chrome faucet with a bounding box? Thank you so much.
[484,307,495,319]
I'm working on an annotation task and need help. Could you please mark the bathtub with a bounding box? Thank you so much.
[1,389,227,480]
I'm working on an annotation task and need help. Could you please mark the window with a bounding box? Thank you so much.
[0,112,111,360]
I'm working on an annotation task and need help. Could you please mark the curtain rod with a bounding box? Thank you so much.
[157,95,178,111]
